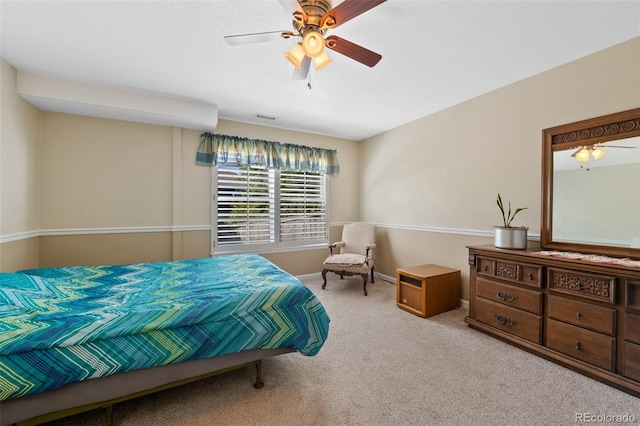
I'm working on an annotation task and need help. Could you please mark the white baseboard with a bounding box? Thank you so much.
[298,271,469,310]
[296,272,322,281]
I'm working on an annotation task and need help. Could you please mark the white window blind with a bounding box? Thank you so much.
[216,166,275,247]
[213,166,328,253]
[279,170,327,246]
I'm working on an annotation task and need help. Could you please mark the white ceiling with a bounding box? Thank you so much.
[1,1,639,141]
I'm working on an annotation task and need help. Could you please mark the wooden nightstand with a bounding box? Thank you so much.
[396,264,461,318]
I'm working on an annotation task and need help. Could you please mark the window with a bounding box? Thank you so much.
[213,166,328,253]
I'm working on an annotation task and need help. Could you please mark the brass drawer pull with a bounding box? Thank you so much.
[495,290,517,302]
[527,273,533,280]
[576,280,583,291]
[494,314,517,326]
[575,312,581,319]
[575,341,581,350]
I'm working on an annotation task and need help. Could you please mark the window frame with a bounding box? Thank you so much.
[211,166,329,254]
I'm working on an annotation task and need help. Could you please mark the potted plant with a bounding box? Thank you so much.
[494,193,528,249]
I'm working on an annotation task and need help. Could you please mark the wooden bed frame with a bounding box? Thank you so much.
[2,347,293,426]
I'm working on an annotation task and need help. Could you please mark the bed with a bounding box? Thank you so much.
[0,254,330,425]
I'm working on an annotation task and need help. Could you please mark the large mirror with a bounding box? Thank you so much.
[541,108,640,259]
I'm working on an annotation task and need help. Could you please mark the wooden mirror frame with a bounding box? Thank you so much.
[541,107,640,259]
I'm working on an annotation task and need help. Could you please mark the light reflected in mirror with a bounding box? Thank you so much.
[552,136,640,248]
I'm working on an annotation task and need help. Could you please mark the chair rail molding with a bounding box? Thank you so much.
[0,223,540,244]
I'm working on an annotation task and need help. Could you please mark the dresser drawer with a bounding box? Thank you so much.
[626,312,640,344]
[477,256,542,288]
[623,341,640,382]
[546,318,615,371]
[475,297,542,344]
[476,277,542,315]
[547,294,616,335]
[548,268,615,304]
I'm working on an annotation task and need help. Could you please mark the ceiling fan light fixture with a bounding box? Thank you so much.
[314,50,332,70]
[302,30,325,58]
[591,148,606,160]
[284,42,306,69]
[575,148,591,162]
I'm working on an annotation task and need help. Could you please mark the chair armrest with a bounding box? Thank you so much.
[365,243,376,260]
[329,241,345,254]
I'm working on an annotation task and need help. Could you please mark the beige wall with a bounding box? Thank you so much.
[39,232,173,267]
[0,238,40,272]
[40,113,174,229]
[0,58,41,271]
[360,37,640,300]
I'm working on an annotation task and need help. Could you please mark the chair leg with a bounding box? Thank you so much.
[371,267,375,283]
[321,269,328,289]
[361,273,368,296]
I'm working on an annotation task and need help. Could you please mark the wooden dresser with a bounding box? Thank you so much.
[465,245,640,397]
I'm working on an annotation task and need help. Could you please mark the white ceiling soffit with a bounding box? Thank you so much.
[17,71,218,131]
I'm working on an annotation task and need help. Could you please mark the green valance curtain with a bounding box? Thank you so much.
[196,133,340,175]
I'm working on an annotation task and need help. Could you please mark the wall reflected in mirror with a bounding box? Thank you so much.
[553,136,640,248]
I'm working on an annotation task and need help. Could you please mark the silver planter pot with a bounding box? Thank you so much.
[494,226,528,250]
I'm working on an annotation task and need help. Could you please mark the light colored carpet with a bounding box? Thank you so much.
[45,275,638,426]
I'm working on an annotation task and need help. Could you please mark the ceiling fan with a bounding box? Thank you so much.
[223,0,387,80]
[571,143,636,162]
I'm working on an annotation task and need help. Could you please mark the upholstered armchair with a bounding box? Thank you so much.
[321,223,376,296]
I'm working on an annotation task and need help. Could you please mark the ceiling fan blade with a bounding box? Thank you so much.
[325,35,382,67]
[224,31,294,46]
[293,56,311,80]
[321,0,387,29]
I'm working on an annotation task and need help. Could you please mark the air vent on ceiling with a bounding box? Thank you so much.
[255,114,277,121]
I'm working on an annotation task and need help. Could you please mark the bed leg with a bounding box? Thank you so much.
[104,404,113,426]
[253,360,264,389]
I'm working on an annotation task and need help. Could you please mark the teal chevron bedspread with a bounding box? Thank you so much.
[0,254,330,401]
